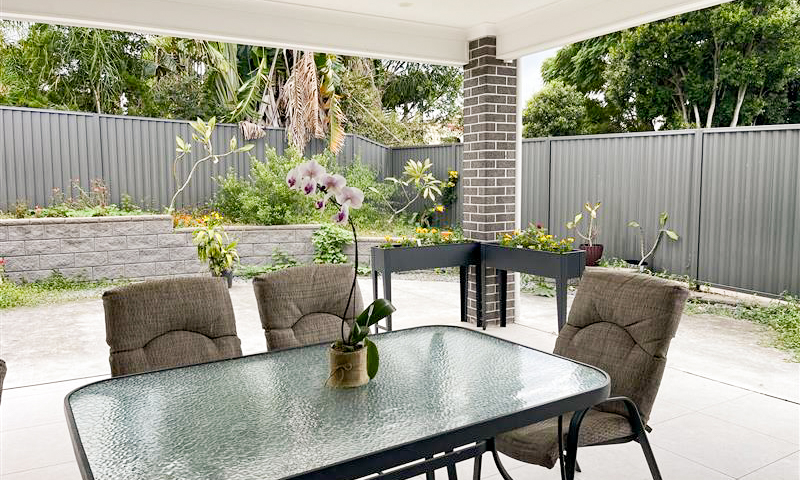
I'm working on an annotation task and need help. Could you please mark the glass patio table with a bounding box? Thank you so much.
[65,326,609,480]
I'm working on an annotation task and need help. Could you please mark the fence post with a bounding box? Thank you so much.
[693,128,704,281]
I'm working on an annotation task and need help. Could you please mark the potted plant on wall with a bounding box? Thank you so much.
[627,211,680,271]
[193,223,239,288]
[566,202,603,266]
[286,160,396,388]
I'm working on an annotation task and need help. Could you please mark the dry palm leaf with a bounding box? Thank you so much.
[240,120,266,140]
[283,51,324,151]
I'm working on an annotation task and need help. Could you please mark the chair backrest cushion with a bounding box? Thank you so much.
[253,264,363,350]
[554,267,688,422]
[103,277,241,376]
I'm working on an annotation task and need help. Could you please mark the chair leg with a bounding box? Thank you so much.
[473,452,482,480]
[425,456,435,480]
[489,439,516,480]
[446,450,458,480]
[638,433,663,480]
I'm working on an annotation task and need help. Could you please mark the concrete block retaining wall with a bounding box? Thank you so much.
[0,215,383,282]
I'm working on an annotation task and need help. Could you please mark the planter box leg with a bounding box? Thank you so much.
[499,269,507,328]
[556,278,568,331]
[460,266,468,323]
[383,272,393,331]
[372,269,380,333]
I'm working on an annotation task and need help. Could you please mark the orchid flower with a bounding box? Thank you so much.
[333,203,349,224]
[321,174,346,194]
[335,186,365,210]
[297,160,327,183]
[299,177,316,196]
[286,167,299,190]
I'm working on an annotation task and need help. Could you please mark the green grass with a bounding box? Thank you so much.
[686,295,800,361]
[0,272,128,309]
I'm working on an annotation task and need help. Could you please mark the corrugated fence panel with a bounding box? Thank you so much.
[391,144,463,227]
[520,139,550,228]
[548,131,701,276]
[0,107,101,210]
[699,127,800,295]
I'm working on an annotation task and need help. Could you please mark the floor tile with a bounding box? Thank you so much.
[740,451,800,480]
[0,421,75,475]
[0,462,81,480]
[655,369,749,410]
[649,412,797,478]
[1,388,70,432]
[700,393,800,445]
[648,399,693,426]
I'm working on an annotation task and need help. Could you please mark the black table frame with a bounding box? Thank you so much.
[64,326,609,480]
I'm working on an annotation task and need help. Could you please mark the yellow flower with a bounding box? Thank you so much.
[441,231,452,237]
[384,235,392,242]
[431,228,438,234]
[421,228,428,233]
[416,227,423,233]
[435,205,445,212]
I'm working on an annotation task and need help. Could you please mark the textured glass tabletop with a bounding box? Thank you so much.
[66,326,608,480]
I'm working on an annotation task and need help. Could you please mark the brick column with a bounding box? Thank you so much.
[463,36,516,326]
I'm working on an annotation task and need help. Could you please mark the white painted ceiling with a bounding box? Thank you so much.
[0,0,729,65]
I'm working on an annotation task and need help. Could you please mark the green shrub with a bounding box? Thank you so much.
[312,224,352,264]
[235,250,299,279]
[213,147,332,225]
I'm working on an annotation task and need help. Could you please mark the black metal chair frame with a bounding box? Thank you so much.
[486,395,662,480]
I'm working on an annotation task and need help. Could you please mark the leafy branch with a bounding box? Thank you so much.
[167,117,254,213]
[628,212,680,270]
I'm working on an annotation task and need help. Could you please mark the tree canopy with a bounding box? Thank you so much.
[0,21,463,147]
[522,81,587,138]
[535,0,800,134]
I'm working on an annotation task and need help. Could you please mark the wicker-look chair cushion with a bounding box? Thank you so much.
[103,277,242,377]
[497,267,688,468]
[253,264,363,351]
[496,410,634,469]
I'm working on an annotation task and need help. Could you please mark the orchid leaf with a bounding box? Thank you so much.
[628,221,640,228]
[365,338,379,379]
[356,299,396,328]
[665,230,679,241]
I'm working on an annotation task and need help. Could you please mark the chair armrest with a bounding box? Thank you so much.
[596,396,649,435]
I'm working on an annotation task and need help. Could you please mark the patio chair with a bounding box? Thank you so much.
[103,277,242,376]
[0,359,6,404]
[253,264,363,351]
[491,267,688,480]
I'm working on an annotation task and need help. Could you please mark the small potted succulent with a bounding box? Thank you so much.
[286,159,396,388]
[627,212,680,271]
[193,224,239,288]
[566,202,603,266]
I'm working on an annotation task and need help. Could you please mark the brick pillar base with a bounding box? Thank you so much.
[462,36,516,325]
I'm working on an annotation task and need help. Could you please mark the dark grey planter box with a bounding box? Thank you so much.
[371,242,481,330]
[481,243,586,330]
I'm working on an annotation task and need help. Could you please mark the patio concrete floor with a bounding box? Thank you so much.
[1,276,798,479]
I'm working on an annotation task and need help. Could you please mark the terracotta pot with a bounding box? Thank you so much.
[579,244,604,266]
[328,346,369,388]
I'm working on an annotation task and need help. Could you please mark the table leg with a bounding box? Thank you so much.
[383,271,393,331]
[556,277,568,331]
[499,269,507,328]
[445,450,458,480]
[459,266,467,323]
[472,451,482,480]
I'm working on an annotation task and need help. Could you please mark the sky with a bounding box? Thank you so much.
[519,47,560,104]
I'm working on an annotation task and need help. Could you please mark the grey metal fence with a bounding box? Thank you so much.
[521,126,799,297]
[390,144,463,226]
[1,106,798,295]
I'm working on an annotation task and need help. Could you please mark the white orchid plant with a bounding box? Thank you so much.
[286,160,395,378]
